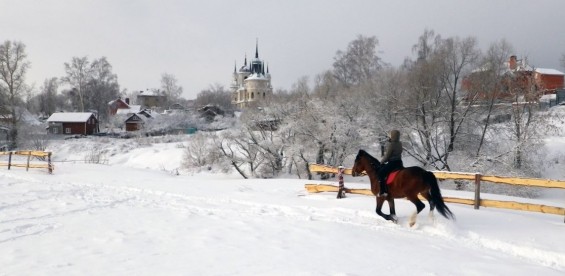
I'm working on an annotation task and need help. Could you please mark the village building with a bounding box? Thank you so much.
[230,41,273,109]
[124,113,148,131]
[46,112,99,135]
[137,89,167,110]
[463,55,565,102]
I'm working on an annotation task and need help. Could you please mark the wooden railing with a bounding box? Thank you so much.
[0,150,53,174]
[307,164,565,222]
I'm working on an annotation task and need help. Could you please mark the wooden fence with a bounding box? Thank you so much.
[0,151,53,174]
[307,164,565,222]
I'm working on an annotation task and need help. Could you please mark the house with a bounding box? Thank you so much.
[198,105,225,122]
[46,112,99,135]
[107,98,131,116]
[462,55,565,102]
[125,113,147,131]
[533,68,564,94]
[137,89,167,109]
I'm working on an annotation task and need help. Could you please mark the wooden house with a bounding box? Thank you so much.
[533,68,564,94]
[107,98,131,116]
[46,112,99,135]
[125,113,147,131]
[137,89,167,109]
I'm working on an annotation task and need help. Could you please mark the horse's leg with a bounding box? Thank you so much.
[387,197,398,223]
[375,196,393,221]
[420,191,435,221]
[406,195,426,227]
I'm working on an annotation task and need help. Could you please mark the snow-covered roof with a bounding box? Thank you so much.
[245,73,268,81]
[534,68,564,76]
[46,112,94,122]
[116,105,142,115]
[539,94,556,102]
[126,113,147,122]
[138,90,162,97]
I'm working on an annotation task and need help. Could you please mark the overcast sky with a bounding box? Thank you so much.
[2,0,565,99]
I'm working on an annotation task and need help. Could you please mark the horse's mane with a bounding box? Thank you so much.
[357,149,381,169]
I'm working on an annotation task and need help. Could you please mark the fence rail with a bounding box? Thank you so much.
[307,164,565,222]
[0,150,53,173]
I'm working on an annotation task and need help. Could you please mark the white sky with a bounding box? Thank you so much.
[1,137,564,275]
[2,0,565,99]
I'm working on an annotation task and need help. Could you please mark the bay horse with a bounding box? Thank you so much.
[351,149,454,226]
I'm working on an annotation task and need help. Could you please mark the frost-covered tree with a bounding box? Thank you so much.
[0,40,30,148]
[62,57,91,112]
[161,73,183,108]
[195,83,233,112]
[86,57,120,121]
[40,77,58,117]
[332,35,383,88]
[465,39,515,157]
[398,30,481,171]
[62,56,119,118]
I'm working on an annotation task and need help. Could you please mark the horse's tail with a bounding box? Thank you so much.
[424,171,455,220]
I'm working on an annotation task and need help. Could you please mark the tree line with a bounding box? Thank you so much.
[183,30,565,181]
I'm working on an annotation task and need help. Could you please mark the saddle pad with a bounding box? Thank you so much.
[387,170,400,185]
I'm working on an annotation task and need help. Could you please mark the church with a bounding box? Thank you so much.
[230,41,273,108]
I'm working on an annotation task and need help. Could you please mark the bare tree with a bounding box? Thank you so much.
[161,73,183,108]
[399,29,444,168]
[0,40,30,148]
[40,78,58,117]
[85,57,120,121]
[62,56,92,112]
[466,40,514,156]
[398,30,481,171]
[332,35,383,88]
[195,83,233,112]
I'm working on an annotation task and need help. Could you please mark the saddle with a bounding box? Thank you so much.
[385,170,400,185]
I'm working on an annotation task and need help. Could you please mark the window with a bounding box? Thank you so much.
[65,128,71,134]
[52,127,59,134]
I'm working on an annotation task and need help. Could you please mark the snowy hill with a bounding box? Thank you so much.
[0,136,564,275]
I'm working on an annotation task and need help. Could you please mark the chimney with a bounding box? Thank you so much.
[125,98,130,105]
[509,55,517,70]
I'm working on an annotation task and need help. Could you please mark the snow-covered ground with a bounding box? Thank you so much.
[0,136,564,275]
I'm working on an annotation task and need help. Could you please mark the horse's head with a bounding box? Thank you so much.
[351,149,365,177]
[352,149,381,177]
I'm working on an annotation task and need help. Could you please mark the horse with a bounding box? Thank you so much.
[351,149,454,226]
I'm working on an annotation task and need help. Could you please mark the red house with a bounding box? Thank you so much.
[463,55,565,101]
[533,68,564,94]
[108,98,131,116]
[46,112,99,135]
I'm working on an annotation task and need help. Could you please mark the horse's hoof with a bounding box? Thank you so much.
[409,221,416,227]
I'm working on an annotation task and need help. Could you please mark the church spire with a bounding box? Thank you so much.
[244,54,247,66]
[234,61,237,73]
[255,38,259,59]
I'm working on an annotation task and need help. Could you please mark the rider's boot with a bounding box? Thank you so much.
[378,176,388,197]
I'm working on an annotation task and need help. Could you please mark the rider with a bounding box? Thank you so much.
[378,129,404,197]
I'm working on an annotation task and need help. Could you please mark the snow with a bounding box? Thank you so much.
[46,112,94,123]
[1,137,564,275]
[535,68,565,76]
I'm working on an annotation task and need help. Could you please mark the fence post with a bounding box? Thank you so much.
[8,151,12,170]
[474,173,481,209]
[48,152,52,174]
[26,152,31,171]
[337,166,346,199]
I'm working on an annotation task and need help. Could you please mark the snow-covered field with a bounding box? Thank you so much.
[0,137,564,275]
